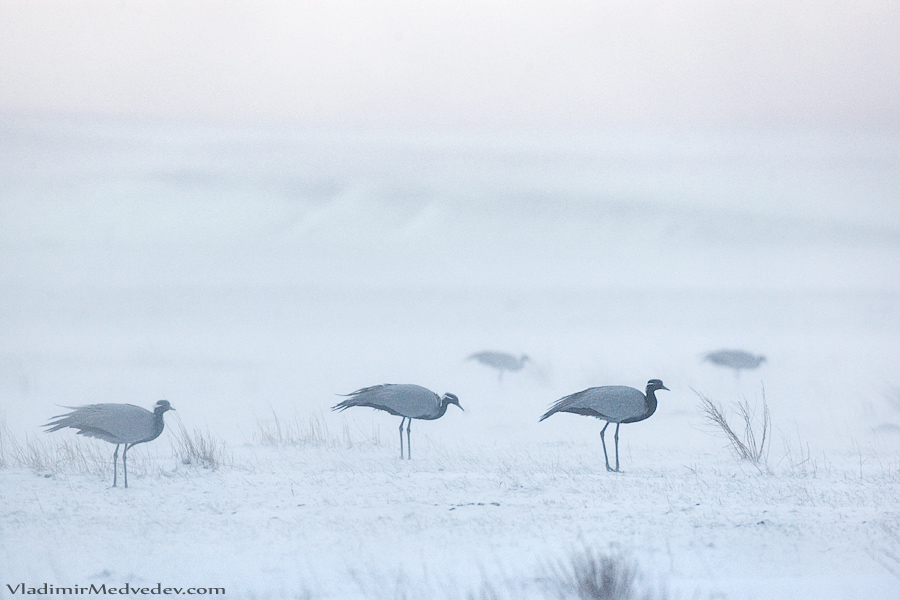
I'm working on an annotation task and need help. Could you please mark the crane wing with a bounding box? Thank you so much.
[540,386,646,422]
[44,403,155,444]
[332,384,441,419]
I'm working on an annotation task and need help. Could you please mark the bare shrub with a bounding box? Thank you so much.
[695,388,771,469]
[547,546,663,600]
[170,420,229,470]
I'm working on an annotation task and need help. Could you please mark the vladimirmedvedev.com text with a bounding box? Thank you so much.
[5,583,225,595]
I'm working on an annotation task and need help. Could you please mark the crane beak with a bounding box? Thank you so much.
[661,385,670,391]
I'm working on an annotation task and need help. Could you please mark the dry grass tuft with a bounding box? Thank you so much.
[170,420,230,470]
[255,411,331,446]
[1,418,231,479]
[255,410,380,449]
[695,387,771,470]
[547,546,664,600]
[0,419,150,476]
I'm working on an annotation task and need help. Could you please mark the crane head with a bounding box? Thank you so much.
[646,379,669,393]
[442,393,464,411]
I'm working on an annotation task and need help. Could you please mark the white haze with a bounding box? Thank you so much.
[1,117,900,598]
[1,1,898,129]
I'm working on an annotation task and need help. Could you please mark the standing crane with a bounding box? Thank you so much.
[333,384,462,459]
[44,400,175,488]
[540,380,668,472]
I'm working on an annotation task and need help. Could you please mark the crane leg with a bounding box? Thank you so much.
[406,419,412,460]
[123,443,131,488]
[399,418,406,459]
[600,422,612,471]
[112,444,120,487]
[613,423,621,472]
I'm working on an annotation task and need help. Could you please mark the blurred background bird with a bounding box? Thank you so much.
[703,349,766,378]
[467,351,530,382]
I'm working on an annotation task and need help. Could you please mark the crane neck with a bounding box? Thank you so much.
[643,388,659,419]
[434,399,451,419]
[147,407,169,441]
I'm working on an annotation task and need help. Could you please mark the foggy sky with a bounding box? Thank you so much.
[1,0,899,130]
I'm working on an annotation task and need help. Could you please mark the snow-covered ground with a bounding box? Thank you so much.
[1,117,899,598]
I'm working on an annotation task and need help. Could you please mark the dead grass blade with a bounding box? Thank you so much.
[695,387,771,470]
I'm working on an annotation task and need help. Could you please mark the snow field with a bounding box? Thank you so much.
[2,425,898,599]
